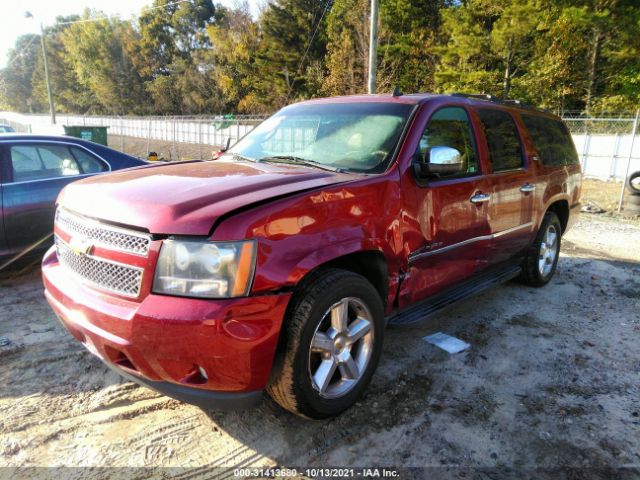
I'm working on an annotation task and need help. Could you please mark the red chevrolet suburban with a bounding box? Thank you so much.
[42,93,581,418]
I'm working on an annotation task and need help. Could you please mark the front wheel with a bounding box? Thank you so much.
[518,211,562,287]
[267,269,384,419]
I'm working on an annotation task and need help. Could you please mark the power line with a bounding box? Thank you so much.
[295,0,332,77]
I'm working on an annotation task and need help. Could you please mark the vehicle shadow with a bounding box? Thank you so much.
[1,253,638,471]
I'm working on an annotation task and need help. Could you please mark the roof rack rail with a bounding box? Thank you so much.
[451,93,496,101]
[451,92,548,113]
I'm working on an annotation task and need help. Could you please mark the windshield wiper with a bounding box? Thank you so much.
[257,155,343,172]
[228,153,257,163]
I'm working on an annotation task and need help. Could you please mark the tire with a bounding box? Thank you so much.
[518,211,562,287]
[267,269,384,419]
[624,203,640,214]
[625,193,640,206]
[627,171,640,194]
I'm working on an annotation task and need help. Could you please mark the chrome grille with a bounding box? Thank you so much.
[55,237,143,298]
[56,208,151,256]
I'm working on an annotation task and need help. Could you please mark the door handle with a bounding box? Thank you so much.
[520,183,536,193]
[470,192,491,204]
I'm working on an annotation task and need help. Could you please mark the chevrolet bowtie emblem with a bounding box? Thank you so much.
[68,237,94,256]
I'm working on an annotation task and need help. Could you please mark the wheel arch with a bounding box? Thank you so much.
[546,199,570,234]
[269,250,388,385]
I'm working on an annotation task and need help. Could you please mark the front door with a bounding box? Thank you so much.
[474,108,535,264]
[398,106,492,308]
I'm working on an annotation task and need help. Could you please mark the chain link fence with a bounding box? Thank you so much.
[562,112,639,181]
[2,110,639,180]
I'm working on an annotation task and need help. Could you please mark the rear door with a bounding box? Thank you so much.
[1,142,97,255]
[475,108,536,263]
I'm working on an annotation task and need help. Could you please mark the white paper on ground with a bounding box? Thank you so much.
[423,332,470,354]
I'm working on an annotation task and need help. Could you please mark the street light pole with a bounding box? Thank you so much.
[367,0,379,94]
[39,22,56,125]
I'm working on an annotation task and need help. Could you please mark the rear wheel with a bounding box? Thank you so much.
[267,269,384,419]
[518,212,562,287]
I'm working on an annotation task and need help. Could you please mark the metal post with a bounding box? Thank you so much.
[172,118,176,160]
[198,121,203,160]
[120,119,125,152]
[40,23,56,125]
[367,0,379,94]
[147,120,151,154]
[617,109,640,212]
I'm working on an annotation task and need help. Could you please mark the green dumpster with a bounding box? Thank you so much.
[63,125,109,146]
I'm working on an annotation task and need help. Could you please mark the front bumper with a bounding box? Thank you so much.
[42,246,291,409]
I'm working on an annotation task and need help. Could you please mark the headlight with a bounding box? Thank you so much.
[153,239,256,298]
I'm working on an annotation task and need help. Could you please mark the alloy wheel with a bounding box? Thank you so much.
[538,224,558,277]
[308,297,375,399]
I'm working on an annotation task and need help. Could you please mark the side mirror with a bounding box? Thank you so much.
[413,146,464,178]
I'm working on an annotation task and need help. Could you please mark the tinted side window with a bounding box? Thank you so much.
[10,144,81,182]
[478,109,524,171]
[71,147,108,174]
[521,115,579,166]
[417,107,479,178]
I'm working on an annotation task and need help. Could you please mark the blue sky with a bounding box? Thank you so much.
[1,0,262,68]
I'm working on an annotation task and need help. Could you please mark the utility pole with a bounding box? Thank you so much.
[367,0,379,94]
[40,22,56,125]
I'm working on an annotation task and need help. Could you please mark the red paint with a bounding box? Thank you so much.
[42,94,581,396]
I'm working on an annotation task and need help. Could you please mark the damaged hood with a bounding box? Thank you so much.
[58,159,352,235]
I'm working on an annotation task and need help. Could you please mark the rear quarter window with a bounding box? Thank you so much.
[521,115,579,167]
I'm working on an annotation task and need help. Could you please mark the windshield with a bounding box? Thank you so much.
[226,102,414,173]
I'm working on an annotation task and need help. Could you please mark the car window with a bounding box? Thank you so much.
[10,144,81,182]
[71,147,108,174]
[521,115,579,166]
[478,109,524,172]
[416,107,479,179]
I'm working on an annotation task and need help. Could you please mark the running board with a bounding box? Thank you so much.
[388,264,522,326]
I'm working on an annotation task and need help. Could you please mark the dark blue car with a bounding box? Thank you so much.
[0,134,146,264]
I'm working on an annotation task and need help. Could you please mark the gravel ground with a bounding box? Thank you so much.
[0,213,639,479]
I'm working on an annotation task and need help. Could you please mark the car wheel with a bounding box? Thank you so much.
[626,171,640,194]
[518,211,562,287]
[267,269,384,419]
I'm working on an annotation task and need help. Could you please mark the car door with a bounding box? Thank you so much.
[0,145,8,258]
[1,142,96,256]
[398,105,493,307]
[472,108,536,264]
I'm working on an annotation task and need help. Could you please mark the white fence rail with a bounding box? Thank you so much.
[2,111,639,181]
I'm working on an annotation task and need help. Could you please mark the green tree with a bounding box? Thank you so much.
[435,0,541,99]
[323,0,369,96]
[137,0,220,114]
[206,3,261,112]
[251,0,333,111]
[61,12,147,114]
[0,34,42,112]
[31,16,96,114]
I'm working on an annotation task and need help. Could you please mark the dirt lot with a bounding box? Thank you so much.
[0,213,639,478]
